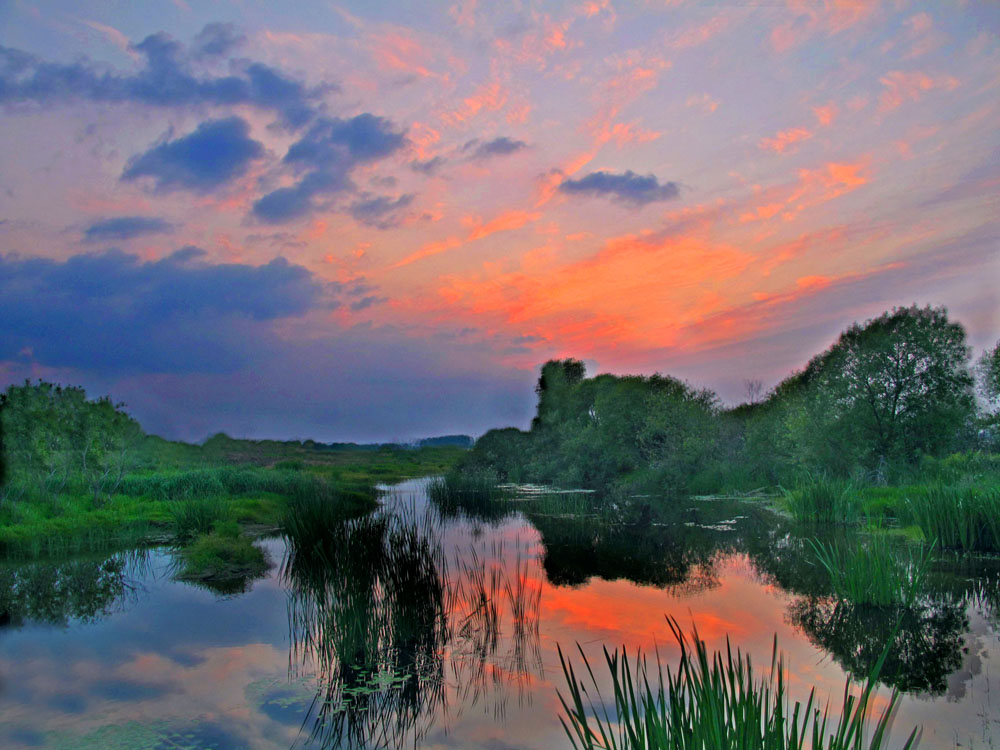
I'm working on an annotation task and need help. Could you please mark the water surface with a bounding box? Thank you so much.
[1,478,997,748]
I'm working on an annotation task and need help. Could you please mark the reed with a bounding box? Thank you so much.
[169,496,231,541]
[906,485,1000,553]
[809,536,933,608]
[427,469,512,520]
[784,478,862,524]
[559,616,918,750]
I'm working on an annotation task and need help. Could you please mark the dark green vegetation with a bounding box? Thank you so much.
[809,535,933,608]
[559,617,917,750]
[443,305,1000,552]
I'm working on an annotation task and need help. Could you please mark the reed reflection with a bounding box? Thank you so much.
[282,496,543,748]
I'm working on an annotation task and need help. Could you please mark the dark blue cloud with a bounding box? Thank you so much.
[463,136,527,160]
[0,248,333,373]
[349,295,387,311]
[122,117,263,192]
[410,156,445,175]
[284,114,406,167]
[253,114,407,223]
[83,216,173,242]
[192,23,244,58]
[0,25,327,128]
[558,170,681,206]
[348,193,414,229]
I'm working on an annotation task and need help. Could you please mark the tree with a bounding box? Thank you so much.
[976,340,1000,413]
[802,305,974,469]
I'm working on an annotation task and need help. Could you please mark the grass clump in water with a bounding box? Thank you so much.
[906,485,1000,553]
[427,469,511,520]
[809,535,934,608]
[559,616,917,750]
[177,520,268,581]
[281,479,378,556]
[170,496,232,541]
[784,478,862,524]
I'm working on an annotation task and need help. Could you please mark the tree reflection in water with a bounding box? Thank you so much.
[0,549,149,627]
[788,595,968,695]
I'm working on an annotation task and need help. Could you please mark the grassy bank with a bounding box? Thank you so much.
[0,445,465,559]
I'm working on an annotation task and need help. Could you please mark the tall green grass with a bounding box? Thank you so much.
[906,485,1000,553]
[809,536,934,608]
[784,478,862,524]
[281,479,378,555]
[170,496,231,541]
[559,617,918,750]
[117,466,330,501]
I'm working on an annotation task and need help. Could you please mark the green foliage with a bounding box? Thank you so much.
[809,536,933,608]
[178,524,268,581]
[791,306,975,472]
[170,496,231,541]
[0,380,143,502]
[784,478,862,524]
[906,485,1000,553]
[976,340,1000,416]
[558,616,917,750]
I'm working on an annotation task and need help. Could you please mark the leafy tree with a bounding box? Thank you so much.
[798,306,974,470]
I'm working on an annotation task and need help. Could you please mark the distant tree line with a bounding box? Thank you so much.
[459,305,999,492]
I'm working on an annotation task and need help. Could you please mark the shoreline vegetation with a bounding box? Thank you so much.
[0,385,467,568]
[436,305,1000,554]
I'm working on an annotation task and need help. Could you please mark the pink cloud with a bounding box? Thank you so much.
[878,70,959,111]
[759,127,813,154]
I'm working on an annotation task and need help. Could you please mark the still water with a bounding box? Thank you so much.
[1,478,997,748]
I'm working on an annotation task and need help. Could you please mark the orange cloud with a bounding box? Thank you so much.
[434,229,754,354]
[878,70,959,111]
[391,236,463,270]
[812,102,838,126]
[740,159,871,224]
[441,80,508,125]
[467,210,542,242]
[759,127,813,154]
[370,30,450,82]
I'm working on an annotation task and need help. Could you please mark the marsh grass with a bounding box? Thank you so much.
[169,496,232,541]
[559,616,918,750]
[906,485,1000,553]
[177,520,269,582]
[428,470,512,520]
[784,478,862,524]
[809,536,934,608]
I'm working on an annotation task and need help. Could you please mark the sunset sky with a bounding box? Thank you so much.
[1,0,997,442]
